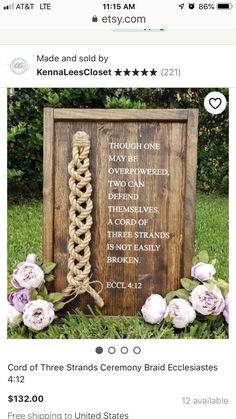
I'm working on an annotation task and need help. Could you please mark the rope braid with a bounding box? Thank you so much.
[64,131,104,308]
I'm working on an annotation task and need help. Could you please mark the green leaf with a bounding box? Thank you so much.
[45,274,55,283]
[197,250,209,264]
[53,302,65,311]
[180,278,199,292]
[203,281,216,291]
[38,284,48,298]
[16,314,23,324]
[205,314,220,321]
[165,291,177,304]
[165,289,189,304]
[47,292,64,303]
[215,279,229,297]
[29,288,38,300]
[42,262,56,275]
[192,255,199,265]
[174,289,190,301]
[210,258,217,267]
[164,315,172,324]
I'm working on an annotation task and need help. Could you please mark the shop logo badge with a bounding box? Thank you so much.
[10,57,29,75]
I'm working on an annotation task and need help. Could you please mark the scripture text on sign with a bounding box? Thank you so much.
[43,109,198,315]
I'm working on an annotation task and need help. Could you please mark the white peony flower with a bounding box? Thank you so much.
[141,294,167,324]
[164,298,196,329]
[223,294,229,324]
[12,261,44,289]
[191,262,216,282]
[26,254,36,264]
[7,302,21,327]
[23,300,54,331]
[190,285,224,316]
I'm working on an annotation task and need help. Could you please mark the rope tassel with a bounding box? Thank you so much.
[64,131,104,308]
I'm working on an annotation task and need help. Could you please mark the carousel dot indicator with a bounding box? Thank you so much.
[95,346,103,354]
[133,346,141,354]
[108,346,116,354]
[121,346,129,354]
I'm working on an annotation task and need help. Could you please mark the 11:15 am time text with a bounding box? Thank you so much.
[103,4,136,10]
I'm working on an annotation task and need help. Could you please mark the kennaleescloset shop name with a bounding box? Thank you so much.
[36,68,112,76]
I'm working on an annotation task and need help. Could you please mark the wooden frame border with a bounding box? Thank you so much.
[183,109,199,276]
[54,108,190,120]
[43,108,55,263]
[43,108,199,287]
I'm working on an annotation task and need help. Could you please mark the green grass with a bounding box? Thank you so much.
[195,193,228,280]
[8,311,228,339]
[8,201,43,281]
[7,193,228,339]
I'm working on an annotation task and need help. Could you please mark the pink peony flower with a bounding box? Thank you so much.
[8,288,30,313]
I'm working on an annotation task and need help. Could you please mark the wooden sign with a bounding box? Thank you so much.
[43,109,198,315]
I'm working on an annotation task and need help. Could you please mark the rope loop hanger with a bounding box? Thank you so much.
[64,131,104,308]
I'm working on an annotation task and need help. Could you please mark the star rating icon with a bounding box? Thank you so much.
[150,68,157,76]
[132,68,139,76]
[114,68,157,77]
[124,68,131,76]
[115,69,122,76]
[141,68,148,76]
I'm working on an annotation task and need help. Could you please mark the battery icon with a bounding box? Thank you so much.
[217,3,233,9]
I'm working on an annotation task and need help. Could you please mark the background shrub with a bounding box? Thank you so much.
[8,88,228,199]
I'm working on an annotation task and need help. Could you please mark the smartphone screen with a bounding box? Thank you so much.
[1,2,234,418]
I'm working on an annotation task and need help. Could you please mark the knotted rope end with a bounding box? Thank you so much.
[73,131,90,148]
